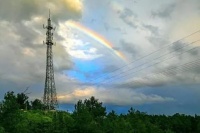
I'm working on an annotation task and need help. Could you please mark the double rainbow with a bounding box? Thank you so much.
[66,20,127,62]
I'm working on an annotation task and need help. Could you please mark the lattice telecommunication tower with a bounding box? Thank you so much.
[43,11,57,110]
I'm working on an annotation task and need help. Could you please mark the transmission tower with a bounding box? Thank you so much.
[43,11,57,110]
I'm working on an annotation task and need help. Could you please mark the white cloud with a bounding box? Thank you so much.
[57,22,103,60]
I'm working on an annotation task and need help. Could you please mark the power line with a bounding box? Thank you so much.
[78,42,200,90]
[88,46,199,90]
[89,29,200,83]
[102,46,200,85]
[100,40,200,83]
[66,30,200,95]
[129,58,200,86]
[66,57,200,95]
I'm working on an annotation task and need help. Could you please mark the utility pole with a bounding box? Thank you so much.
[43,10,57,110]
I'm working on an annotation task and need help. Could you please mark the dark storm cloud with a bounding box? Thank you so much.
[120,40,138,57]
[0,22,44,85]
[117,75,172,89]
[188,47,200,56]
[0,0,82,22]
[101,65,119,73]
[143,24,168,48]
[104,23,110,31]
[147,36,169,47]
[119,8,137,28]
[143,24,159,36]
[103,23,127,34]
[169,41,187,53]
[13,22,42,49]
[0,0,40,21]
[151,3,176,18]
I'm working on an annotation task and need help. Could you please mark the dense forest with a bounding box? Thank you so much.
[0,91,200,133]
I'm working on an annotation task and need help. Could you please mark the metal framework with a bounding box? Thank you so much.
[43,11,57,110]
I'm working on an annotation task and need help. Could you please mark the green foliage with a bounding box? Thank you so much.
[0,126,5,133]
[0,92,21,132]
[17,92,29,109]
[0,91,200,133]
[1,91,19,112]
[73,96,106,133]
[31,99,43,110]
[74,96,106,118]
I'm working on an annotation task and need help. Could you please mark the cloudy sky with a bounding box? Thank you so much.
[0,0,200,115]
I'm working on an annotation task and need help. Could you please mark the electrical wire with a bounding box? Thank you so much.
[99,40,200,84]
[88,30,200,83]
[127,58,200,87]
[102,46,200,85]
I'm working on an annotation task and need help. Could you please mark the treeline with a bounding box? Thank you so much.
[0,91,200,133]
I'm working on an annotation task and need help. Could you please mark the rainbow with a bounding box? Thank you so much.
[66,20,127,62]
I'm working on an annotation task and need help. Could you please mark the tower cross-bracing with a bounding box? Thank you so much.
[43,11,57,110]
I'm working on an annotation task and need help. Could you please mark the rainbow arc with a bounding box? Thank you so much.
[66,20,127,62]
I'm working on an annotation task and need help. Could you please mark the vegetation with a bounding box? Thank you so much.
[0,91,200,133]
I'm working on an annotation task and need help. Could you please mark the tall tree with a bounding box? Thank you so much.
[0,92,20,132]
[1,91,19,113]
[17,92,29,110]
[31,99,43,110]
[73,96,106,133]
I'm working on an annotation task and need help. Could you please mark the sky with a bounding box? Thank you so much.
[0,0,200,115]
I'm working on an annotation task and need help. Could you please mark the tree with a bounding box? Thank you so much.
[0,91,20,132]
[1,91,19,113]
[51,111,75,133]
[31,99,43,110]
[73,96,106,133]
[0,126,5,133]
[83,96,106,120]
[17,92,29,110]
[74,96,106,119]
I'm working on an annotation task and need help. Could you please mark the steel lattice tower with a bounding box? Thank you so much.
[43,11,57,110]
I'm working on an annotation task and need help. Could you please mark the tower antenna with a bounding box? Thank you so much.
[49,9,50,18]
[43,11,57,110]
